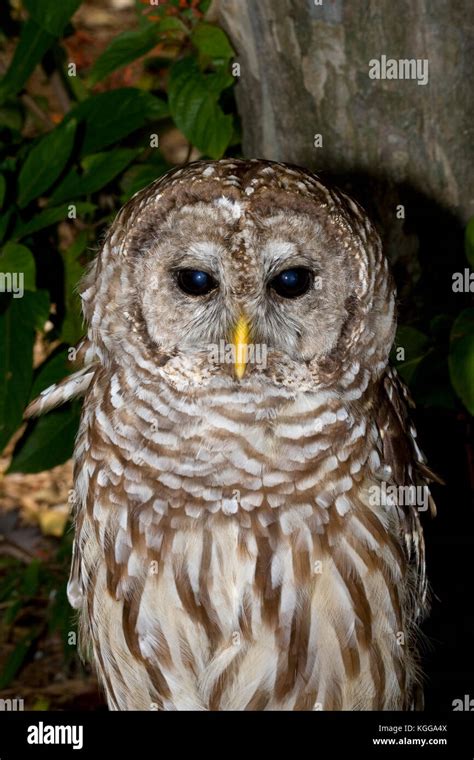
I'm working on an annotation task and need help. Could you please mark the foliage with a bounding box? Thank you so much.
[0,527,76,691]
[0,0,238,474]
[391,222,474,415]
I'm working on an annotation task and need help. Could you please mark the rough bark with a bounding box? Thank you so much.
[215,0,473,317]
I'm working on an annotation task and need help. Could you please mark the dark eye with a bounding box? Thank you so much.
[269,267,312,298]
[176,269,217,296]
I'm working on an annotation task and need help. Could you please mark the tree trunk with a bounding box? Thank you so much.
[215,0,473,317]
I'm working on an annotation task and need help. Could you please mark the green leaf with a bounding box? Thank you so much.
[20,289,50,331]
[13,202,96,239]
[0,208,14,244]
[156,17,188,33]
[0,242,36,292]
[88,25,160,86]
[430,313,454,339]
[32,697,51,711]
[168,57,233,159]
[30,349,74,400]
[67,72,89,103]
[191,23,234,61]
[391,326,430,385]
[51,148,140,204]
[65,88,169,155]
[0,291,49,452]
[393,326,430,361]
[23,0,82,36]
[0,101,24,132]
[465,218,474,269]
[205,67,236,96]
[119,161,168,201]
[449,308,474,415]
[0,174,6,209]
[61,232,87,345]
[0,575,18,605]
[4,598,23,627]
[8,404,82,473]
[411,348,457,410]
[21,559,40,596]
[395,357,424,386]
[0,631,37,689]
[18,119,77,208]
[48,580,75,649]
[0,20,55,102]
[0,157,17,174]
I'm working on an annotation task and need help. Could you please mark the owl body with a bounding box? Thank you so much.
[27,159,435,710]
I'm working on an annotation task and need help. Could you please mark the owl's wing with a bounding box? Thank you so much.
[24,337,97,418]
[24,339,97,614]
[375,366,441,614]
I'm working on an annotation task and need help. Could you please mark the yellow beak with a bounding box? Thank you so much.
[231,315,251,380]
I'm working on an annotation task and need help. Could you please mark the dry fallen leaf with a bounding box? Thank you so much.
[37,505,70,538]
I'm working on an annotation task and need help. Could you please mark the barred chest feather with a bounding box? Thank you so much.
[69,365,420,711]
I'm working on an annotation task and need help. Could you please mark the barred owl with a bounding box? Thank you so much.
[27,159,439,711]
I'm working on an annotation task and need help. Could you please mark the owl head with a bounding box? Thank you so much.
[81,159,396,393]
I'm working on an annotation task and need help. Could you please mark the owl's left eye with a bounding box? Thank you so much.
[269,267,313,299]
[176,269,218,296]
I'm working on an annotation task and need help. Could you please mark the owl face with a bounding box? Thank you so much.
[83,159,396,390]
[135,200,352,369]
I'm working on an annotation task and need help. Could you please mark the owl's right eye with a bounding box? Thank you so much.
[176,269,218,296]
